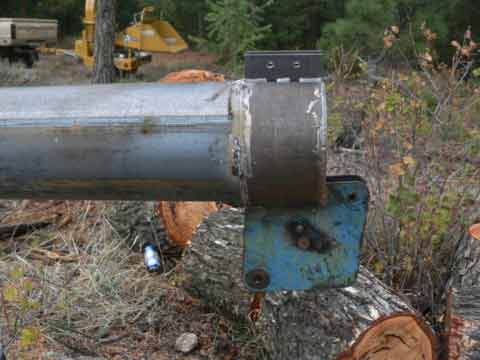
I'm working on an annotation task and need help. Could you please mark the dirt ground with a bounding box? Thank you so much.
[0,54,264,360]
[0,50,222,87]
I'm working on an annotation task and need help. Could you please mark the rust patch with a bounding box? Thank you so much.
[248,292,265,324]
[447,314,465,360]
[446,289,464,360]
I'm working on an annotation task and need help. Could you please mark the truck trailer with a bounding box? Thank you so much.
[0,18,58,67]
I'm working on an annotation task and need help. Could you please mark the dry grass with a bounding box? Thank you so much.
[0,201,265,359]
[1,51,221,87]
[0,56,89,87]
[0,61,37,87]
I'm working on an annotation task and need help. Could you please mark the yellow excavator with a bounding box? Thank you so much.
[73,0,188,74]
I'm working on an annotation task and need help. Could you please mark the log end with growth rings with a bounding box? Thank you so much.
[336,313,436,360]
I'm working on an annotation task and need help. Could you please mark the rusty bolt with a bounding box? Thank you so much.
[245,269,270,290]
[296,236,311,250]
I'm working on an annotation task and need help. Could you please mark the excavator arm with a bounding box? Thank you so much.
[74,0,96,67]
[84,0,96,24]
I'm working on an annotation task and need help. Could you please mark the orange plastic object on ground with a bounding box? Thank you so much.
[158,69,225,247]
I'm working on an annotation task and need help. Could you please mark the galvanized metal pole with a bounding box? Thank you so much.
[0,80,327,207]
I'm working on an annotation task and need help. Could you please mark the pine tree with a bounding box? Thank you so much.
[319,0,396,53]
[196,0,272,71]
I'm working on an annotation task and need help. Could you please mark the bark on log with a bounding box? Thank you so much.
[447,224,480,359]
[93,0,116,84]
[182,208,435,359]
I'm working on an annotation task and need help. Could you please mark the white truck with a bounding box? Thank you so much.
[0,18,58,67]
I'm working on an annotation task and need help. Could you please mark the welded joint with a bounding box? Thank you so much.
[230,80,254,206]
[306,80,328,206]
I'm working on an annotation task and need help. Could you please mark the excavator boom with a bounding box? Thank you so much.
[84,0,96,24]
[73,0,96,68]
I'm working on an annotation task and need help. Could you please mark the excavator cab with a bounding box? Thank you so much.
[133,6,157,24]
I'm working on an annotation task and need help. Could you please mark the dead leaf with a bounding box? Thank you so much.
[389,163,406,177]
[422,52,433,63]
[29,249,81,263]
[461,47,471,58]
[402,156,417,167]
[383,35,395,49]
[451,40,461,50]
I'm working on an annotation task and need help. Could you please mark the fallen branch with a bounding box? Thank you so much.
[0,222,51,241]
[29,249,81,263]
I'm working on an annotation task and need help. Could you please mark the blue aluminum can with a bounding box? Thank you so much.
[143,244,162,272]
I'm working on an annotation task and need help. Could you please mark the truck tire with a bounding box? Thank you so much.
[22,53,34,68]
[8,54,17,65]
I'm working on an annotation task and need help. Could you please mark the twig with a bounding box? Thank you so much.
[28,249,81,264]
[0,222,51,241]
[337,147,367,155]
[98,332,129,345]
[0,293,11,338]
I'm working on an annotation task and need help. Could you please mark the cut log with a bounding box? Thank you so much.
[158,202,219,247]
[337,314,435,360]
[182,208,436,360]
[159,69,225,83]
[446,224,480,359]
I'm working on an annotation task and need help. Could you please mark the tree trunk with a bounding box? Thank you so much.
[182,208,436,360]
[446,224,480,359]
[93,0,116,84]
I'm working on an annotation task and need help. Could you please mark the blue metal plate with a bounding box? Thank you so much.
[243,176,369,292]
